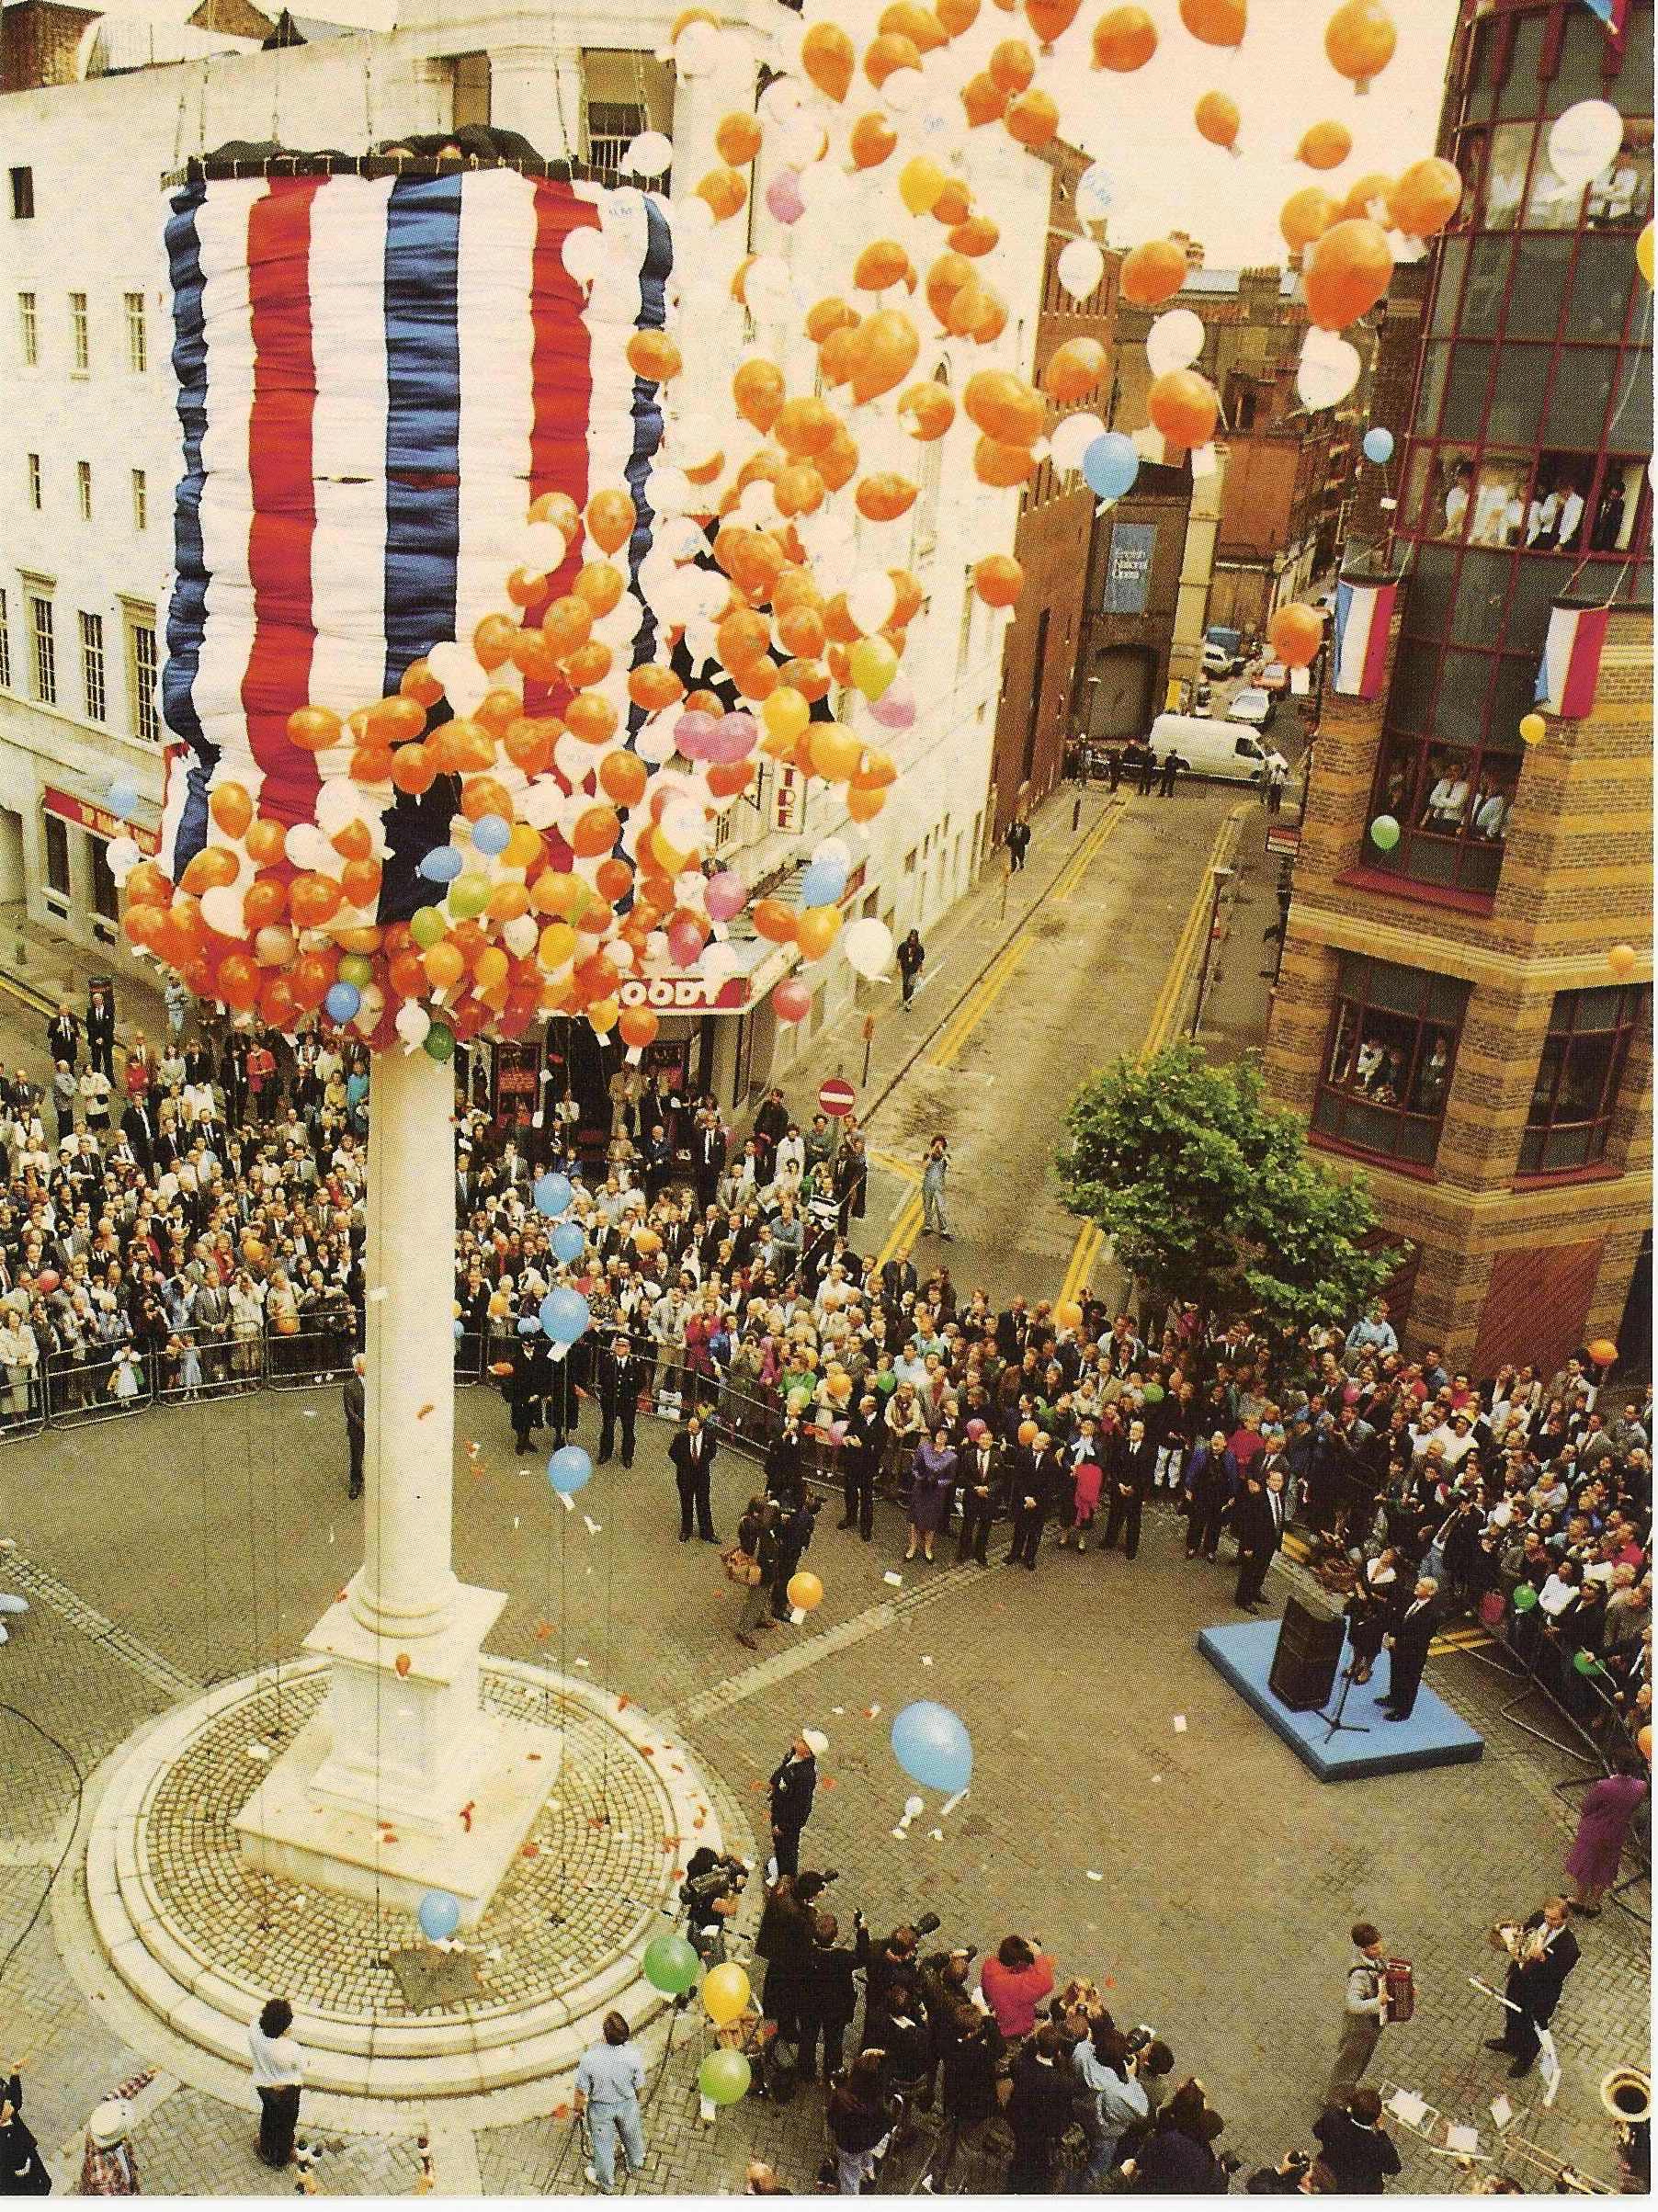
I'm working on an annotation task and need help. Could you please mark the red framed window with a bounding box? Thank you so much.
[1519,985,1648,1174]
[1312,956,1471,1167]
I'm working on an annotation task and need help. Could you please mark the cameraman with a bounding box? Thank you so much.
[680,1847,747,1965]
[1074,2022,1150,2187]
[798,1908,869,2084]
[1312,2087,1401,2193]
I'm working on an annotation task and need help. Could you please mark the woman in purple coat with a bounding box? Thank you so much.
[905,1427,959,1565]
[1564,1762,1648,1916]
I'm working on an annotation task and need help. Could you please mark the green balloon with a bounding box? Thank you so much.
[410,904,447,949]
[1572,1648,1608,1678]
[698,2049,752,2106]
[1141,1381,1165,1404]
[423,1023,456,1063]
[642,1933,700,1996]
[336,953,374,987]
[448,872,492,920]
[1512,1582,1538,1612]
[1369,813,1402,852]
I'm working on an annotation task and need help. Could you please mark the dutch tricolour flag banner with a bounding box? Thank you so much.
[1534,602,1611,720]
[1331,577,1396,700]
[159,169,671,919]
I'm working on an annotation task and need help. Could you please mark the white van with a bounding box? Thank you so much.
[1148,711,1268,786]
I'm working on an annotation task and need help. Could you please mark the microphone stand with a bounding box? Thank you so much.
[1319,1652,1372,1741]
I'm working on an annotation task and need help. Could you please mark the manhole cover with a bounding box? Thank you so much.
[388,1945,488,2011]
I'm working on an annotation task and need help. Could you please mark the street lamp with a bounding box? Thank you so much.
[1189,863,1237,1038]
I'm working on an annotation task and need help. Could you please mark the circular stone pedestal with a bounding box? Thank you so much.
[87,1661,728,2102]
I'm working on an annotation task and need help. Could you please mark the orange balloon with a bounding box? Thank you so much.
[1005,89,1060,146]
[574,562,625,617]
[1026,0,1079,42]
[244,878,288,929]
[807,724,865,782]
[776,395,839,458]
[751,898,797,944]
[856,473,918,522]
[898,381,956,439]
[1279,187,1337,252]
[965,369,1044,444]
[776,462,826,517]
[961,72,1008,125]
[925,249,974,324]
[618,1006,660,1051]
[1389,157,1462,238]
[718,608,771,666]
[806,296,859,344]
[287,704,341,753]
[715,109,763,164]
[627,328,682,381]
[1324,0,1395,87]
[1148,367,1220,448]
[864,29,921,84]
[846,785,887,824]
[1268,603,1324,669]
[1092,3,1157,66]
[850,111,900,168]
[1179,0,1245,45]
[850,309,920,403]
[502,718,556,775]
[570,804,622,859]
[949,215,1000,256]
[209,781,254,838]
[245,818,287,867]
[1042,336,1107,401]
[566,640,613,688]
[819,432,860,494]
[587,489,636,554]
[179,845,239,896]
[1120,238,1189,307]
[796,906,842,961]
[333,818,373,863]
[933,179,973,226]
[696,165,748,221]
[472,613,519,671]
[364,694,426,745]
[399,658,445,708]
[543,595,594,659]
[820,326,862,389]
[214,953,260,1012]
[1195,90,1239,149]
[566,691,619,745]
[732,358,785,432]
[340,856,382,910]
[802,19,856,98]
[855,241,913,297]
[973,553,1024,607]
[989,35,1035,88]
[1303,218,1393,330]
[853,746,898,790]
[1018,1418,1039,1446]
[1298,119,1353,169]
[937,0,979,28]
[881,0,948,45]
[1340,171,1395,222]
[975,435,1038,487]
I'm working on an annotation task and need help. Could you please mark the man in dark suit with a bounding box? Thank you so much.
[1006,1432,1058,1571]
[881,1254,918,1310]
[668,1411,719,1543]
[765,1416,807,1512]
[1233,1465,1286,1611]
[834,1136,869,1237]
[1380,1575,1438,1720]
[994,1298,1029,1366]
[47,1003,78,1070]
[343,1354,366,1497]
[85,983,115,1079]
[597,1333,642,1468]
[1104,1416,1157,1561]
[120,1097,157,1176]
[690,1111,727,1214]
[767,1730,825,1879]
[957,1424,1000,1564]
[509,1327,545,1456]
[839,1394,883,1540]
[1486,1898,1580,2079]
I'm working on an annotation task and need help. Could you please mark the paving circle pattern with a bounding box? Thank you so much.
[87,1661,726,2101]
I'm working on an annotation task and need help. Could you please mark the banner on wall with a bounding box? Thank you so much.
[1103,523,1157,616]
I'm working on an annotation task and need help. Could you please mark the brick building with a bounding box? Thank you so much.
[1266,0,1654,1374]
[1075,461,1194,740]
[987,145,1118,841]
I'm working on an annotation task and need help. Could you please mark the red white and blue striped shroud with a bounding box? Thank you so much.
[1330,576,1396,701]
[160,169,672,919]
[1534,601,1610,720]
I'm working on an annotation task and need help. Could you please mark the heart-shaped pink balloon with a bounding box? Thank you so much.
[705,870,747,923]
[766,170,805,225]
[675,709,718,759]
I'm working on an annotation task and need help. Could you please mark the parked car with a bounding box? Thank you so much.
[1257,660,1290,695]
[1227,686,1274,729]
[1148,712,1268,784]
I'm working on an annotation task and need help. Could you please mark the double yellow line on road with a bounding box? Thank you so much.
[928,938,1031,1072]
[1052,800,1125,904]
[1059,1221,1104,1309]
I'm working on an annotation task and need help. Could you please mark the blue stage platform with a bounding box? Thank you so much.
[1198,1617,1485,1782]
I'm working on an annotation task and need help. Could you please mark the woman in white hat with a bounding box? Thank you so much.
[247,1998,304,2170]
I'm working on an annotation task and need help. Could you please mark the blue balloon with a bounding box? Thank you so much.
[417,1889,461,1942]
[1082,432,1139,502]
[1362,426,1395,465]
[517,1315,541,1336]
[454,1318,465,1339]
[533,1173,573,1219]
[891,1700,972,1796]
[324,981,361,1024]
[539,1287,590,1344]
[107,780,140,821]
[418,845,464,884]
[551,1220,586,1265]
[548,1444,594,1495]
[472,812,511,856]
[799,857,847,908]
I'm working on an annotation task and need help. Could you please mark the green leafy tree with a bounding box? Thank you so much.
[1058,1044,1400,1344]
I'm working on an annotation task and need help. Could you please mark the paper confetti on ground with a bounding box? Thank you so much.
[583,1516,602,1537]
[1173,1715,1187,1732]
[1085,1869,1103,1882]
[301,1409,317,1419]
[928,1828,944,1842]
[573,1657,590,1669]
[416,1403,434,1421]
[866,1704,881,1719]
[245,1741,272,1762]
[882,1571,903,1588]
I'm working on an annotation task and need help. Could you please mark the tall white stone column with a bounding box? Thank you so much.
[238,1049,558,1927]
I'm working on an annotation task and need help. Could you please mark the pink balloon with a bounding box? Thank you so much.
[705,870,747,923]
[766,170,805,224]
[676,715,717,760]
[705,712,758,765]
[774,979,812,1024]
[869,679,915,731]
[666,920,705,967]
[1342,1382,1359,1403]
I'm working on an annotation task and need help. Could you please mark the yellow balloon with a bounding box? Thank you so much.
[702,1961,751,2025]
[505,822,543,868]
[787,1569,824,1610]
[538,921,577,970]
[1640,221,1654,287]
[588,994,621,1035]
[763,685,811,743]
[473,947,509,991]
[796,904,842,960]
[848,635,899,701]
[1517,711,1546,746]
[898,154,946,216]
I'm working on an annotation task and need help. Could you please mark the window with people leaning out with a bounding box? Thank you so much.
[1313,956,1470,1169]
[1520,985,1649,1178]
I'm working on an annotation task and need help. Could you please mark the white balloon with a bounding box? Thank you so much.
[1145,308,1205,375]
[555,730,598,786]
[1296,335,1361,410]
[842,915,893,979]
[1057,238,1105,302]
[284,822,335,872]
[200,885,244,937]
[698,940,742,983]
[314,777,369,836]
[646,463,694,514]
[1049,412,1106,473]
[562,226,606,288]
[517,780,567,830]
[673,194,718,246]
[635,710,681,766]
[657,511,712,561]
[395,1002,430,1049]
[107,834,142,879]
[1548,99,1625,190]
[880,64,926,109]
[624,130,675,177]
[595,595,644,647]
[1075,162,1113,221]
[674,17,721,74]
[255,925,296,968]
[758,74,805,127]
[520,520,567,570]
[445,662,492,716]
[812,836,853,870]
[846,571,898,634]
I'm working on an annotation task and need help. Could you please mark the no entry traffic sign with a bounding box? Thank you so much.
[819,1076,857,1118]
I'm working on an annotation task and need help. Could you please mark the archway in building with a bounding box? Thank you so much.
[1087,644,1157,740]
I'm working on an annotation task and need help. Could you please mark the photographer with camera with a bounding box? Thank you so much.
[1074,2021,1151,2188]
[679,1846,748,1966]
[860,1916,940,2050]
[798,1906,869,2085]
[1312,2086,1401,2193]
